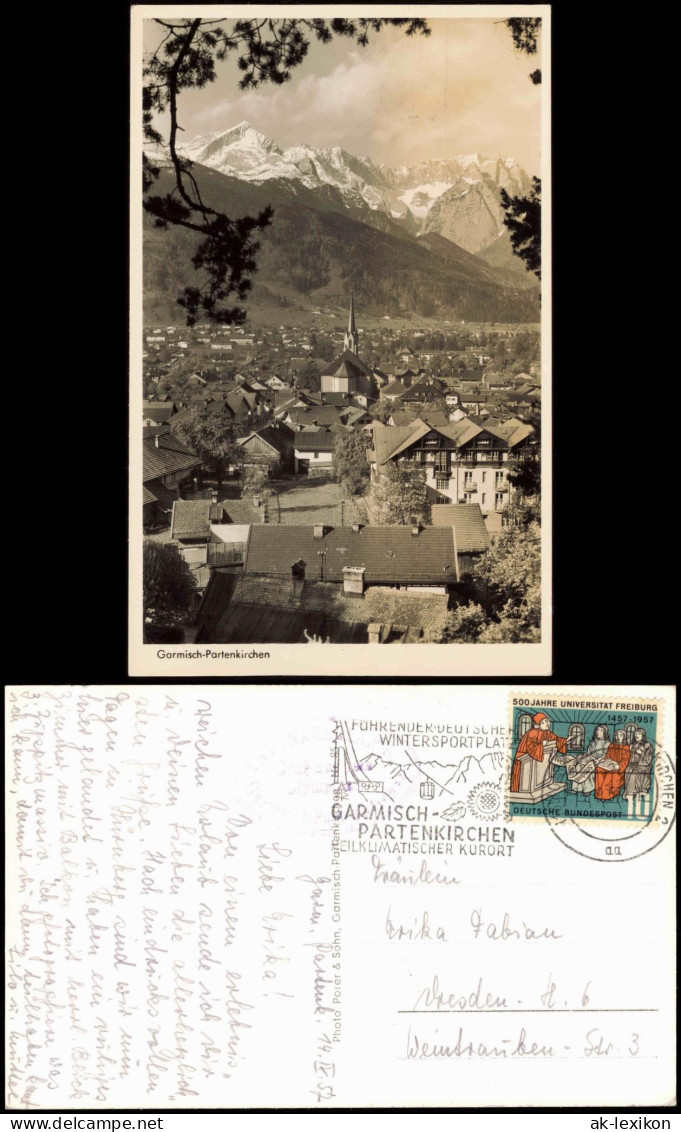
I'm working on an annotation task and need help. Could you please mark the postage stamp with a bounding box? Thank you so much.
[505,691,675,861]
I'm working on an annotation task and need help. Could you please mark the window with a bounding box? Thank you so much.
[568,723,585,751]
[481,471,487,483]
[436,477,449,490]
[481,493,487,505]
[625,723,637,746]
[313,451,319,458]
[495,472,505,487]
[464,471,473,485]
[495,492,504,508]
[518,713,533,739]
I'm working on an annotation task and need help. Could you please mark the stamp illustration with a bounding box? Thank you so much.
[505,693,675,863]
[507,700,660,822]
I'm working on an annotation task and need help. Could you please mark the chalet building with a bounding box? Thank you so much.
[142,400,177,426]
[369,418,537,526]
[193,515,491,644]
[292,428,336,475]
[237,423,294,471]
[142,432,203,526]
[319,296,377,400]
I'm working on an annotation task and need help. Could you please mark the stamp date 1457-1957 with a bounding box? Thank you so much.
[506,693,675,862]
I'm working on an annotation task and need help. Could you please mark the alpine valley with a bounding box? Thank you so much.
[144,121,540,324]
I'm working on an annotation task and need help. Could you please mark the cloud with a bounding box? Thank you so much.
[184,18,541,172]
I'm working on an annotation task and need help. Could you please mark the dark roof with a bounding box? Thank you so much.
[244,525,458,585]
[142,401,176,422]
[222,499,261,525]
[171,499,212,540]
[294,428,336,453]
[319,349,374,379]
[143,433,202,482]
[239,424,292,455]
[382,380,408,399]
[320,392,352,406]
[430,504,490,553]
[143,477,178,512]
[389,409,451,428]
[287,406,347,427]
[198,576,450,644]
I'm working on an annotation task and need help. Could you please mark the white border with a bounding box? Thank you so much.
[129,4,552,676]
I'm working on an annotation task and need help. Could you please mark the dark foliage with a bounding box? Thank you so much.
[499,177,541,280]
[505,17,540,58]
[143,541,196,632]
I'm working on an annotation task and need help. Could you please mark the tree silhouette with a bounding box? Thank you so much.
[500,177,541,279]
[143,18,429,325]
[500,17,543,277]
[171,403,243,490]
[143,541,196,637]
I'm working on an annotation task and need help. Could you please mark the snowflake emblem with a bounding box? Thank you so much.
[468,781,502,821]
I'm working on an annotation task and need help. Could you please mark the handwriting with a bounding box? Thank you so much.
[412,974,508,1011]
[470,908,563,941]
[386,907,448,942]
[407,1025,555,1059]
[371,855,459,887]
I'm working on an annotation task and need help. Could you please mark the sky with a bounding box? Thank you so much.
[143,16,542,175]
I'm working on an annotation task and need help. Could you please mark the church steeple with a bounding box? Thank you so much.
[344,293,359,356]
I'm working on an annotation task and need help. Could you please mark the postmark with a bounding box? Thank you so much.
[505,692,675,861]
[329,716,515,858]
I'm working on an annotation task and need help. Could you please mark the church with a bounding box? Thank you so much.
[319,296,377,401]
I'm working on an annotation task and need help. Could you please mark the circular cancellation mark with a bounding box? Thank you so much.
[543,744,676,862]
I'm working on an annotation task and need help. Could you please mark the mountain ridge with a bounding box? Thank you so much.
[150,120,533,255]
[144,162,539,324]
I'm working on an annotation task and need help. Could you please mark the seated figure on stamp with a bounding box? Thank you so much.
[510,711,568,802]
[562,723,611,796]
[594,728,630,801]
[625,727,654,799]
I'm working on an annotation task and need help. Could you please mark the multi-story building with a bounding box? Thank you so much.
[369,417,537,530]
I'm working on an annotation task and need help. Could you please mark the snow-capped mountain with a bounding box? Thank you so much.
[173,121,532,253]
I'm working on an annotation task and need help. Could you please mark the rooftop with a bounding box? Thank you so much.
[244,524,459,585]
[198,575,450,644]
[430,503,490,553]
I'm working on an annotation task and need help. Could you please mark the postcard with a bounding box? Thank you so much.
[129,4,552,676]
[6,684,675,1109]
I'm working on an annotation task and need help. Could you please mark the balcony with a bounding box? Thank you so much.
[207,544,244,566]
[494,481,508,492]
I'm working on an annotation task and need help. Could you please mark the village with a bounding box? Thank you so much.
[142,299,541,646]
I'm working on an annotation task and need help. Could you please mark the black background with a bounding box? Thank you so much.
[3,0,677,1121]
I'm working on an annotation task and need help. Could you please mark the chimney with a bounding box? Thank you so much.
[351,522,362,533]
[154,433,160,448]
[342,565,366,598]
[313,524,325,539]
[291,559,306,597]
[411,524,421,536]
[211,489,218,504]
[367,622,382,644]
